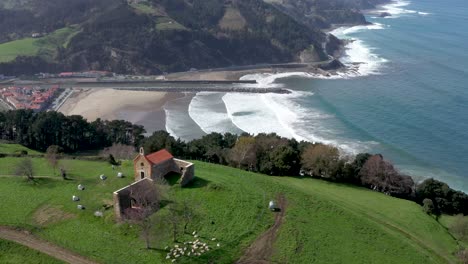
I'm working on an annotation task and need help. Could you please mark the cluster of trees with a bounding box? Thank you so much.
[1,110,466,216]
[0,110,145,152]
[141,131,467,215]
[417,178,468,216]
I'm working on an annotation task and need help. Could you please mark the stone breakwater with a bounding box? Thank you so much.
[2,79,291,94]
[112,87,291,94]
[62,80,290,94]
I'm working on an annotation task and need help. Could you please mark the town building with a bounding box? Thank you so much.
[0,85,60,111]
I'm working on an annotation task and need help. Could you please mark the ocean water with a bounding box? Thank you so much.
[165,0,468,192]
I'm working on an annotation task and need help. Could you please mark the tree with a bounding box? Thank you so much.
[15,158,35,181]
[180,197,198,235]
[45,145,60,176]
[416,178,451,202]
[101,143,136,160]
[229,136,256,169]
[416,178,468,215]
[422,198,437,216]
[301,144,342,180]
[343,153,372,183]
[167,202,183,242]
[60,167,67,180]
[125,183,162,249]
[359,155,414,198]
[108,154,120,166]
[143,131,176,154]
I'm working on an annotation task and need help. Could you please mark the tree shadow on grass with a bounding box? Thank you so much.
[23,177,63,188]
[184,177,210,189]
[145,247,167,253]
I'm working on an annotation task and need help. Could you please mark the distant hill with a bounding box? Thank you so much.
[264,0,389,29]
[0,0,385,75]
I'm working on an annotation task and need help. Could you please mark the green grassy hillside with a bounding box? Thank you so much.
[0,144,42,155]
[0,239,64,264]
[0,153,460,263]
[0,27,79,63]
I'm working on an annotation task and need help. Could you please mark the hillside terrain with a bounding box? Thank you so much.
[0,144,462,264]
[264,0,389,29]
[0,0,386,75]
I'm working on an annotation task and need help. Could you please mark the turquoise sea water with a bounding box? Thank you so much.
[282,0,468,191]
[166,0,468,191]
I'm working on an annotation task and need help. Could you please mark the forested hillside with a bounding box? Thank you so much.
[0,0,356,75]
[264,0,389,29]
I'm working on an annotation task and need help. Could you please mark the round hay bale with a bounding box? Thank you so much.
[72,195,80,202]
[117,172,123,178]
[100,174,107,180]
[77,204,85,210]
[94,211,104,217]
[269,200,276,211]
[77,184,85,191]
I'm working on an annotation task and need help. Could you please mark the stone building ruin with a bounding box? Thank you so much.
[113,148,194,221]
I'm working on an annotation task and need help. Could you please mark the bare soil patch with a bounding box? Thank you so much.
[237,194,287,264]
[33,205,75,226]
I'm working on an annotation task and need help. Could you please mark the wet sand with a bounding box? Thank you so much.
[59,88,184,134]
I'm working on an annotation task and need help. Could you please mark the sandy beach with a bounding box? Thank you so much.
[56,62,335,136]
[59,88,184,133]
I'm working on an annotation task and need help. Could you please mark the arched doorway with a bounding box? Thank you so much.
[140,171,145,179]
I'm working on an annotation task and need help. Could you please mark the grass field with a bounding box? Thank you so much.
[0,26,79,63]
[155,17,187,31]
[0,239,64,264]
[0,38,39,62]
[0,144,42,156]
[0,148,462,263]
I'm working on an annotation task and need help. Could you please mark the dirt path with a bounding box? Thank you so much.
[0,226,98,264]
[237,194,287,264]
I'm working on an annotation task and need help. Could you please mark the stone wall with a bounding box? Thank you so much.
[175,159,194,186]
[113,178,154,221]
[151,158,180,179]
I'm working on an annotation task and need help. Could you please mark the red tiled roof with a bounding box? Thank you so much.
[145,149,173,164]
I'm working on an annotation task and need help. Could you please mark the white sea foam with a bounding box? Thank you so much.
[221,89,376,155]
[332,23,385,35]
[340,39,388,76]
[375,0,430,18]
[188,92,243,134]
[418,12,431,16]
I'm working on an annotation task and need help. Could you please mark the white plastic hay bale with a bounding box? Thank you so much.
[94,211,104,217]
[72,195,80,202]
[77,184,85,190]
[117,172,123,178]
[269,200,276,211]
[77,204,85,210]
[100,174,107,180]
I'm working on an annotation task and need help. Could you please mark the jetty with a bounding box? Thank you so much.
[1,79,292,94]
